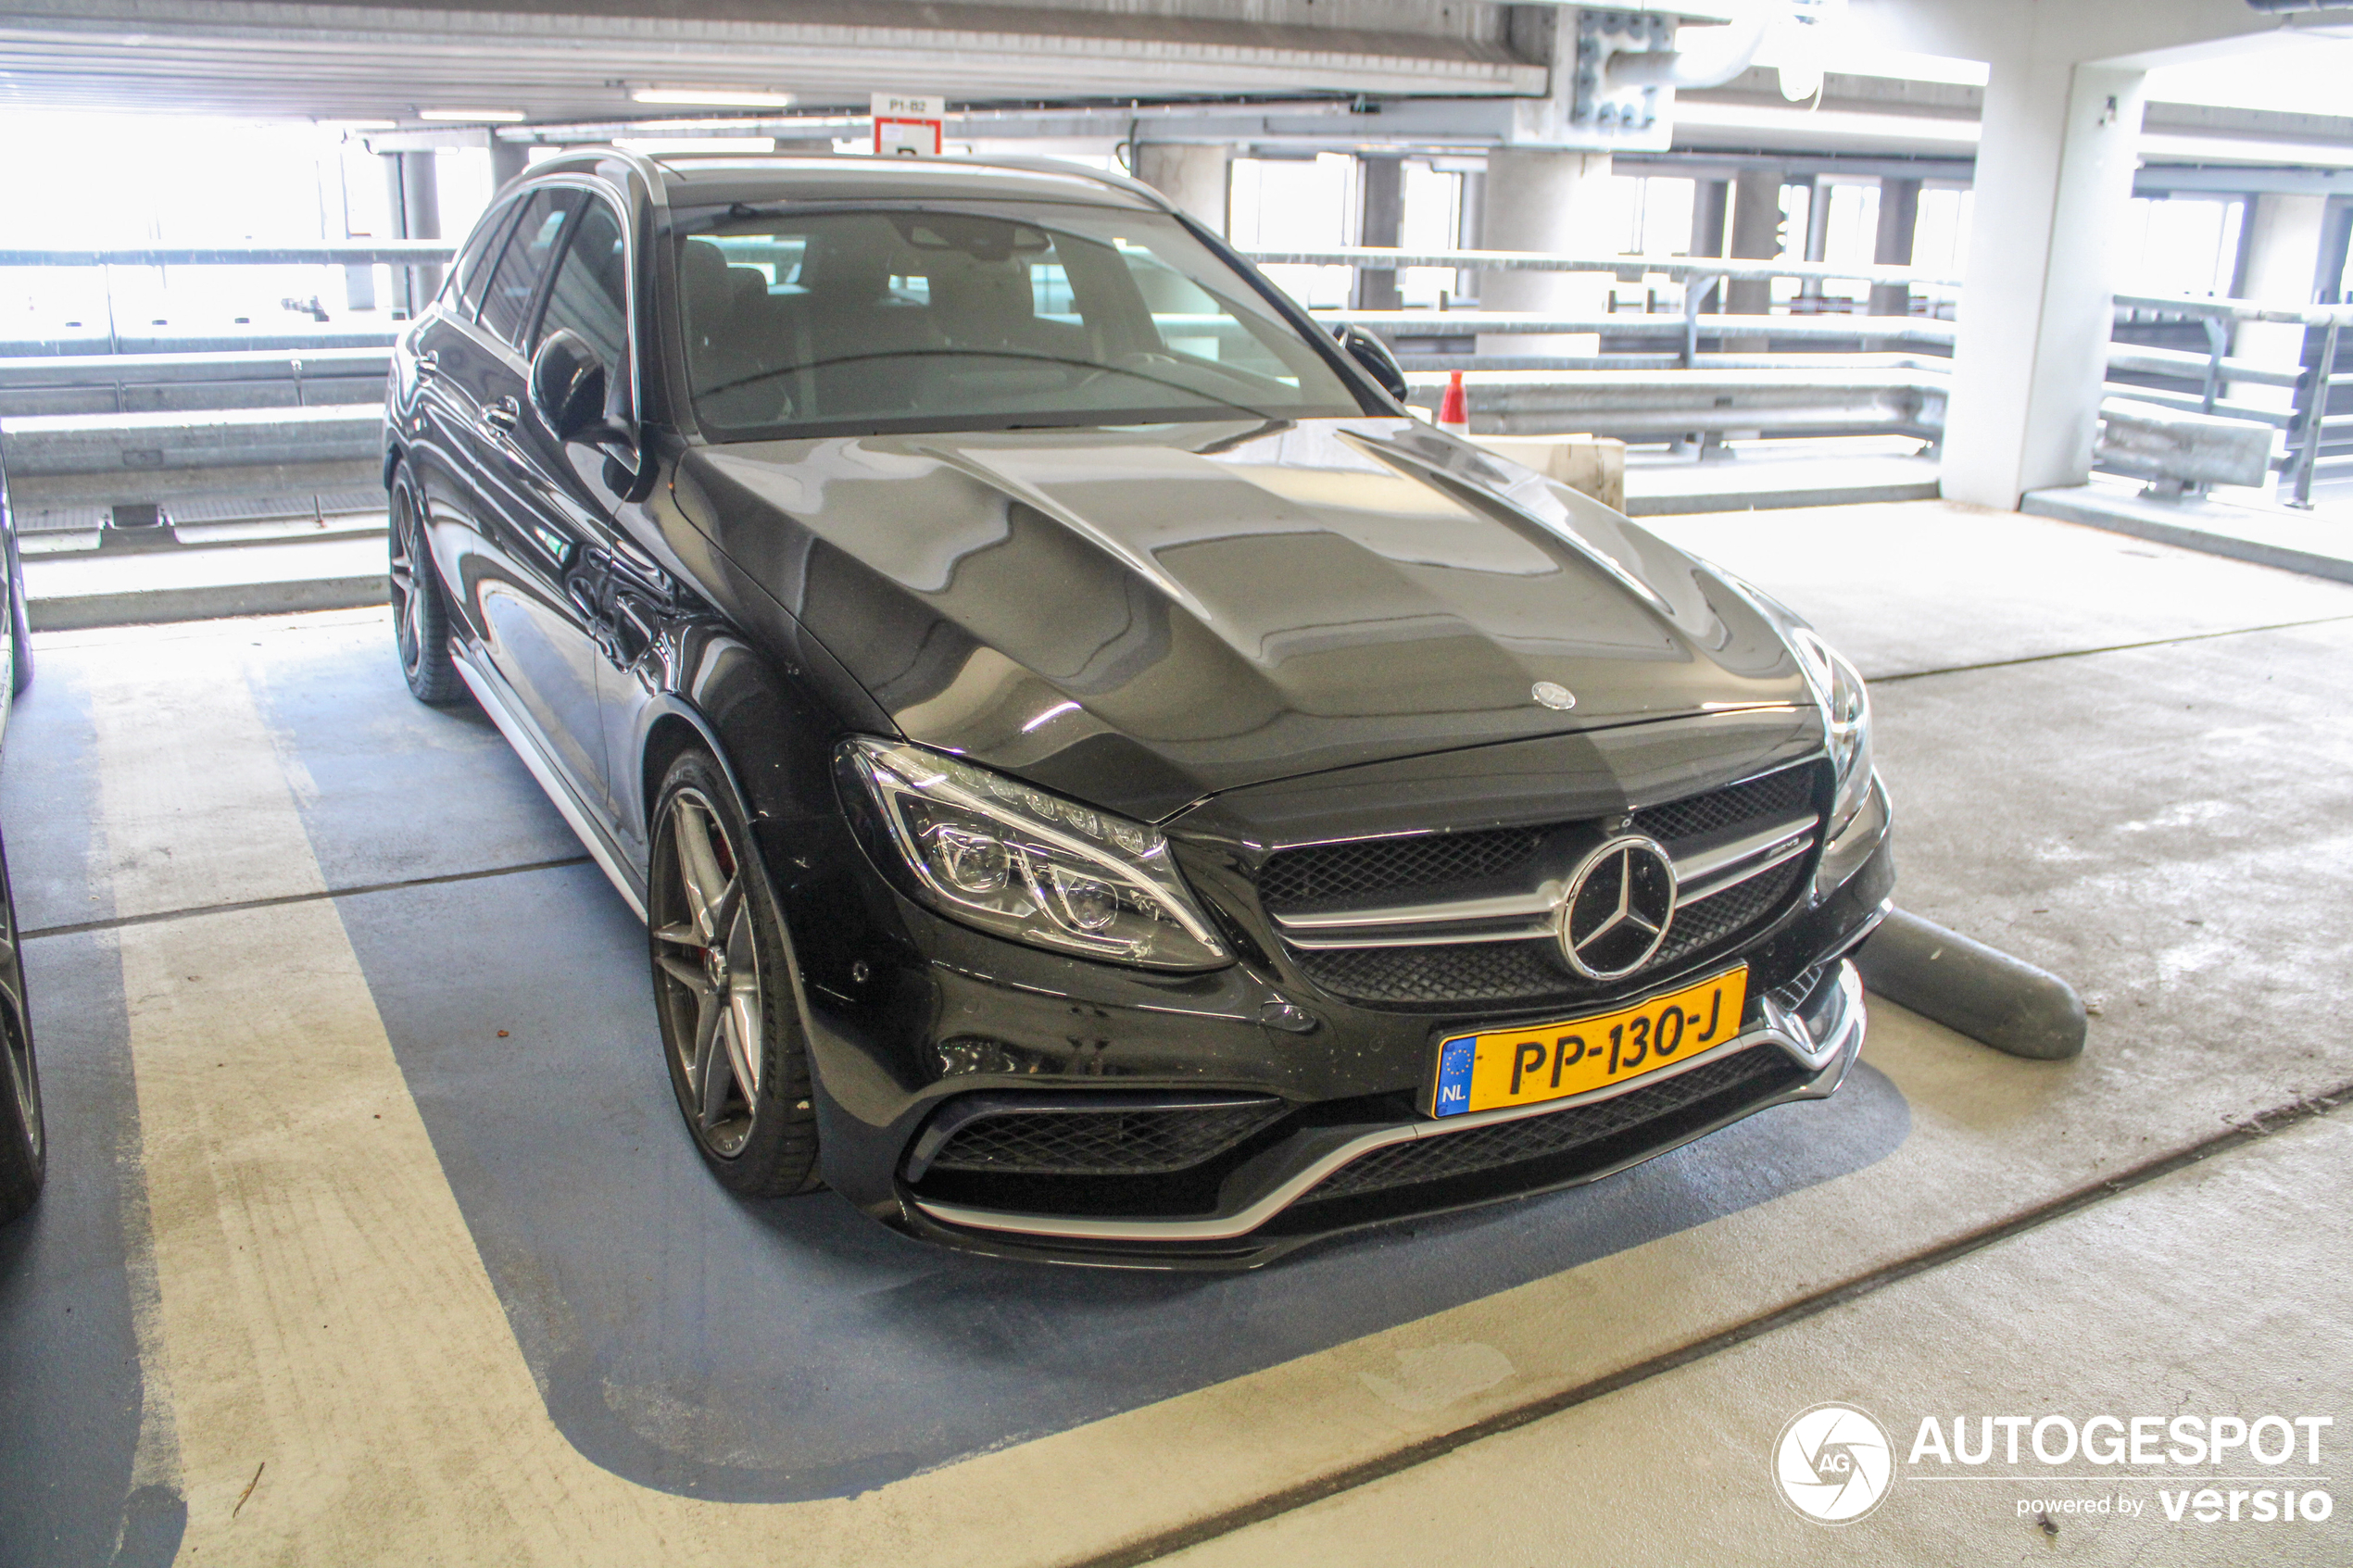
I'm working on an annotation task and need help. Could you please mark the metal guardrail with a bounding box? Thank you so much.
[1,406,380,479]
[0,347,390,419]
[1398,367,1945,440]
[0,244,456,269]
[1242,246,1965,293]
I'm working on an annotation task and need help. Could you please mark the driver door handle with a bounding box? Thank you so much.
[480,395,521,433]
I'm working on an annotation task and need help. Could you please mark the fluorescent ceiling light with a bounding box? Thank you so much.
[613,135,777,154]
[418,108,525,123]
[628,117,771,132]
[632,87,796,108]
[1818,46,1990,87]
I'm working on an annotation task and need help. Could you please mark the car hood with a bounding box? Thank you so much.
[676,418,1811,822]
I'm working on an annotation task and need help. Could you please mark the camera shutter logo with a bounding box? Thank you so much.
[1774,1403,1895,1524]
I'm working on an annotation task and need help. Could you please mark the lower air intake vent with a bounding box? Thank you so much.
[1299,1045,1802,1205]
[915,1094,1290,1178]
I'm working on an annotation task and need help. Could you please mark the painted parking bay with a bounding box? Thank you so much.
[10,498,2345,1564]
[0,609,1906,1560]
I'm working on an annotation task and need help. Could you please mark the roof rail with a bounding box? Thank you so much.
[938,153,1176,213]
[517,144,672,213]
[551,145,1173,214]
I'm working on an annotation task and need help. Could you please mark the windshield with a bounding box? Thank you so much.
[673,202,1368,439]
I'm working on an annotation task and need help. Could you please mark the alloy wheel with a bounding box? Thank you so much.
[387,485,428,682]
[652,789,763,1157]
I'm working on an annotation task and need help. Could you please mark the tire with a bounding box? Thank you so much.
[387,464,462,705]
[648,748,822,1197]
[0,835,44,1224]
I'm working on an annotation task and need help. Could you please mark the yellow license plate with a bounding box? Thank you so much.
[1428,965,1749,1117]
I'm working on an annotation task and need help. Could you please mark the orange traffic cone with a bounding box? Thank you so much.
[1438,369,1469,435]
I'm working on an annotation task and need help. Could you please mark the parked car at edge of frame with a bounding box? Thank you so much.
[0,453,45,1225]
[381,151,1894,1269]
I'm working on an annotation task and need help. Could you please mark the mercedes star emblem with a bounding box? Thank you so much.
[1556,834,1678,980]
[1531,681,1578,710]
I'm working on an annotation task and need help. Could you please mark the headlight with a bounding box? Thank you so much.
[1790,627,1874,837]
[839,737,1230,972]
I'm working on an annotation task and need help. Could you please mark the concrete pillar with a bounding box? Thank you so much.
[1799,176,1832,300]
[1869,176,1921,319]
[1726,167,1783,351]
[2322,205,2352,305]
[1457,169,1485,253]
[1691,179,1729,314]
[383,150,445,316]
[1694,180,1730,259]
[1133,144,1232,237]
[1353,155,1404,311]
[1942,62,2147,509]
[1476,147,1612,358]
[2230,193,2328,415]
[489,138,531,192]
[1725,167,1783,316]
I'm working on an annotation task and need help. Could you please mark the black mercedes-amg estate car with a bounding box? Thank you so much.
[383,150,1893,1268]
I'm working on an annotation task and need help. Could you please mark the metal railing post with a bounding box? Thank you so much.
[2286,316,2342,509]
[2200,317,2226,416]
[1681,274,1705,369]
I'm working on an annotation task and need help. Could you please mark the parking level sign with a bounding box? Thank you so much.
[872,94,945,156]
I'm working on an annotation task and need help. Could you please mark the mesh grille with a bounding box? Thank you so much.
[925,1101,1289,1177]
[1293,940,1578,1007]
[1257,766,1815,919]
[1301,1046,1800,1203]
[1258,827,1542,913]
[1287,857,1807,1008]
[1629,767,1814,846]
[1265,766,1818,1010]
[1657,859,1804,961]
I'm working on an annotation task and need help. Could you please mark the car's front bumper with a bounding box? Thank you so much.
[890,950,1870,1270]
[788,751,1893,1270]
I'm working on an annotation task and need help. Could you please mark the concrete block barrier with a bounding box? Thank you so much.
[1856,908,2089,1061]
[0,404,381,478]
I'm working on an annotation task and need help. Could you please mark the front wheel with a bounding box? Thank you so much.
[387,465,461,705]
[648,749,822,1197]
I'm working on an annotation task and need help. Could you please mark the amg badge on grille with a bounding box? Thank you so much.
[1531,681,1578,710]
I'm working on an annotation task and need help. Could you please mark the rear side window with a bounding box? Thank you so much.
[478,188,581,347]
[535,201,630,381]
[443,197,519,320]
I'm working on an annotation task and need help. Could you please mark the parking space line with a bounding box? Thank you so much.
[1077,1078,2353,1567]
[1869,611,2353,685]
[19,853,591,943]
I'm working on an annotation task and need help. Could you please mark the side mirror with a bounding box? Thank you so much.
[532,329,651,498]
[530,329,610,445]
[1333,323,1410,403]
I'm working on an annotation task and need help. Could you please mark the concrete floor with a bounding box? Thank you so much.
[0,499,2347,1563]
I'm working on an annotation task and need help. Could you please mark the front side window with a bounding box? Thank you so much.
[442,197,518,320]
[674,203,1367,439]
[478,188,581,347]
[535,200,630,395]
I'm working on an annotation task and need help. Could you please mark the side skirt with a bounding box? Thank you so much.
[449,638,649,922]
